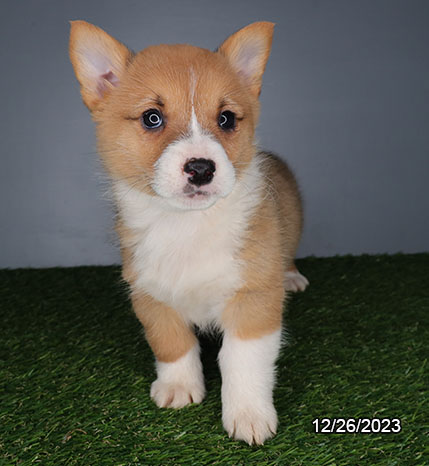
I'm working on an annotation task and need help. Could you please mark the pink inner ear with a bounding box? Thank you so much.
[97,70,119,97]
[235,41,262,81]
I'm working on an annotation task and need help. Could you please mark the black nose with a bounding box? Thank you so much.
[184,158,216,186]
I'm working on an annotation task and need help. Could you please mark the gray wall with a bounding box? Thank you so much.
[1,0,428,268]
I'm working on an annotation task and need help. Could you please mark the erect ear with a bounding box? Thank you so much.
[217,22,274,97]
[69,20,133,111]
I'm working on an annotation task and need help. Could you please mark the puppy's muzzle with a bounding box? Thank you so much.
[184,158,216,186]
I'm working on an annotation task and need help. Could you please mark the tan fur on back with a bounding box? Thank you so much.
[263,152,303,265]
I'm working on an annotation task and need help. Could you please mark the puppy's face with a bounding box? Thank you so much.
[70,21,273,210]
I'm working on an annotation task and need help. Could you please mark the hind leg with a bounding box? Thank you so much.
[284,264,309,292]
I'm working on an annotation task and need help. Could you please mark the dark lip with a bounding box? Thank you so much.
[185,191,209,199]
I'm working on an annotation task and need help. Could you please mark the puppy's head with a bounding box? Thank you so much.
[69,21,274,210]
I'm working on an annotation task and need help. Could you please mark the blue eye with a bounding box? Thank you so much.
[218,110,236,130]
[142,109,163,129]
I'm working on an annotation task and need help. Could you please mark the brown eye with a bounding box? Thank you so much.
[142,109,163,129]
[218,110,236,130]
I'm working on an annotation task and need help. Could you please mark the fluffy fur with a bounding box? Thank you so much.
[69,20,308,445]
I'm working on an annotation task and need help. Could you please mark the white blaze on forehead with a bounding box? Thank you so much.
[189,67,204,140]
[189,67,197,106]
[189,107,204,140]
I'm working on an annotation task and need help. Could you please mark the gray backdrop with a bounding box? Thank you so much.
[1,0,428,268]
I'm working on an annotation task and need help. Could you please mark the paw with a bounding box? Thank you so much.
[150,379,205,409]
[284,269,309,292]
[223,404,278,445]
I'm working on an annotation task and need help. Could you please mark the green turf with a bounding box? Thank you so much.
[1,254,428,465]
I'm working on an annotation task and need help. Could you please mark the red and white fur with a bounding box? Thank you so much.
[69,20,308,445]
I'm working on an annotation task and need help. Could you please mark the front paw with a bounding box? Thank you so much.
[150,379,205,409]
[223,403,278,445]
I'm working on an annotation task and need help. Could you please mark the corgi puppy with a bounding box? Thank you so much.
[69,20,308,445]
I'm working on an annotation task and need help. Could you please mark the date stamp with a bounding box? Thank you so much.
[312,417,402,434]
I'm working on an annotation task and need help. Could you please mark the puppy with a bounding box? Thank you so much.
[69,20,308,445]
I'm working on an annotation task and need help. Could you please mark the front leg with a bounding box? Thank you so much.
[219,329,281,445]
[219,287,284,445]
[132,293,205,408]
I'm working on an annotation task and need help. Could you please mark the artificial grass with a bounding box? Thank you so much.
[0,254,428,465]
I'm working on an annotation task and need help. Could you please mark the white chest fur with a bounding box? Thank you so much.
[113,159,263,328]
